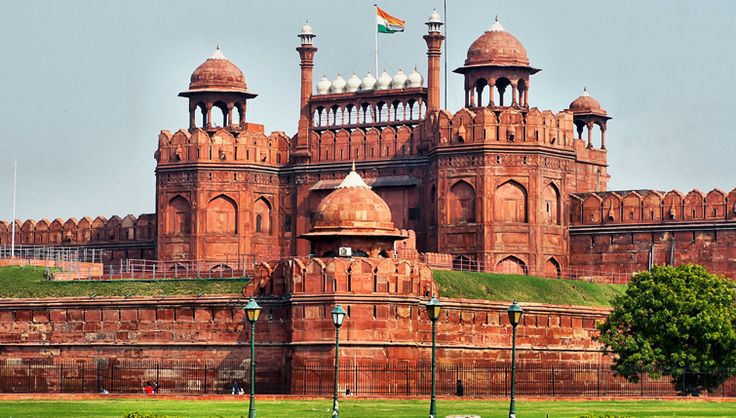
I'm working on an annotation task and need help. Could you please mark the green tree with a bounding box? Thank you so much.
[597,265,736,394]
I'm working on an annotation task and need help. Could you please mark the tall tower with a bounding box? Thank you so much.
[423,10,444,112]
[294,21,317,163]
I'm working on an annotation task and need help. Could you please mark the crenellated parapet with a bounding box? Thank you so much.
[0,214,156,247]
[571,188,736,226]
[308,124,417,163]
[155,127,290,167]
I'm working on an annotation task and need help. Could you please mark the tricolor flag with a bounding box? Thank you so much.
[376,6,405,33]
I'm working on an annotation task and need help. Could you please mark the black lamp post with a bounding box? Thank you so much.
[331,304,347,418]
[507,301,523,418]
[425,297,441,418]
[244,298,262,418]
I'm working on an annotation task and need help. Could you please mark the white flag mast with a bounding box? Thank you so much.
[374,4,379,76]
[10,161,16,258]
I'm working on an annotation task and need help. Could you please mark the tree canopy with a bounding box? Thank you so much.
[597,265,736,394]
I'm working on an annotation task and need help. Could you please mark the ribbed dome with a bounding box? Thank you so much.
[569,88,606,114]
[189,48,248,92]
[407,68,423,88]
[346,73,361,93]
[360,72,377,91]
[312,168,395,232]
[330,74,347,94]
[465,18,529,67]
[376,71,392,90]
[391,68,407,89]
[316,74,331,94]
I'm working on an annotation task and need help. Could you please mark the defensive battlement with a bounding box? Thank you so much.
[155,128,290,166]
[0,214,155,247]
[571,188,736,226]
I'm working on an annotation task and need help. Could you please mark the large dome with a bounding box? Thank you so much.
[188,48,248,92]
[312,169,396,233]
[465,18,529,67]
[569,88,607,115]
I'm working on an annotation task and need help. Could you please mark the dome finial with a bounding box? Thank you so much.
[582,87,590,96]
[489,16,505,32]
[338,163,370,189]
[351,160,356,172]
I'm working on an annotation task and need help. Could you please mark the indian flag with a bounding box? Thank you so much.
[376,6,405,33]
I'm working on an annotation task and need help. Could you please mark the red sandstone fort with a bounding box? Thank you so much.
[1,10,735,394]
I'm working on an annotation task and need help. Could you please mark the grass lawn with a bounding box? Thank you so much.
[0,266,627,307]
[0,398,734,418]
[433,270,627,307]
[0,266,247,298]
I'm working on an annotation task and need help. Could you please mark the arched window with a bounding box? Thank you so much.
[544,183,561,225]
[494,181,527,223]
[544,257,561,278]
[206,195,238,234]
[253,197,272,235]
[496,256,527,275]
[449,181,476,223]
[167,195,191,234]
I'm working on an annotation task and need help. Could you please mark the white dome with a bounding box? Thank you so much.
[346,73,361,93]
[407,68,423,88]
[316,74,331,94]
[391,68,407,89]
[360,72,377,91]
[428,9,443,24]
[301,21,313,35]
[330,74,346,94]
[376,71,391,90]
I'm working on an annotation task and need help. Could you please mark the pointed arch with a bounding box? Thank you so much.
[206,194,238,234]
[495,180,527,223]
[449,180,476,223]
[496,255,527,275]
[544,257,561,278]
[254,196,272,234]
[543,182,561,225]
[167,195,191,234]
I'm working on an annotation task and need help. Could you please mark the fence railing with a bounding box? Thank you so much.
[92,257,258,280]
[0,245,104,264]
[2,360,736,397]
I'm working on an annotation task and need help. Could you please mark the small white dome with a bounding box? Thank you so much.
[376,71,392,90]
[346,73,361,93]
[428,9,443,24]
[407,67,423,88]
[391,68,407,89]
[210,47,227,60]
[330,74,346,94]
[316,74,331,94]
[360,72,377,91]
[301,21,313,35]
[489,16,505,32]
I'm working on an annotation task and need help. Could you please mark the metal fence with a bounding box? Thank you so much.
[2,360,736,397]
[0,245,103,264]
[99,257,258,280]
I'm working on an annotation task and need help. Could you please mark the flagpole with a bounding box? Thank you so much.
[443,0,448,110]
[374,4,378,76]
[10,161,16,258]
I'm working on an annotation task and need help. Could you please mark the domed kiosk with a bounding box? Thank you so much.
[454,17,540,108]
[179,47,257,130]
[567,88,611,149]
[301,163,408,258]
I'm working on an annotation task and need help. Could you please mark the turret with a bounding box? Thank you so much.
[294,21,317,162]
[423,9,445,111]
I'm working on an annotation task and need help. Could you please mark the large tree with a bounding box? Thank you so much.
[597,264,736,394]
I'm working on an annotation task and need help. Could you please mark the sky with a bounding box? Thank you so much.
[0,0,735,221]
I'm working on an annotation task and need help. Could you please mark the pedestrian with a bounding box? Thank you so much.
[153,381,160,394]
[144,381,154,394]
[456,379,464,397]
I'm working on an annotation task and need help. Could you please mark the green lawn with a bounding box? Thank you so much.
[0,266,626,307]
[433,270,627,307]
[0,266,247,298]
[0,399,733,418]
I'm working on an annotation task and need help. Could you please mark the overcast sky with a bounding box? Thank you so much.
[1,0,734,221]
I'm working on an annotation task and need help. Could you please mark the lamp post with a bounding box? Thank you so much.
[244,298,262,418]
[331,304,347,418]
[425,297,442,418]
[507,301,523,418]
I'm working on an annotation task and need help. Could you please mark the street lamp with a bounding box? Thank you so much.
[331,304,347,418]
[244,298,262,418]
[507,301,523,418]
[425,297,441,418]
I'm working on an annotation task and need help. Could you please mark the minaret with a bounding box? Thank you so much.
[294,21,317,162]
[424,10,445,112]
